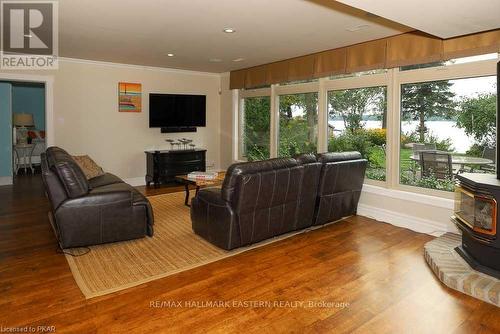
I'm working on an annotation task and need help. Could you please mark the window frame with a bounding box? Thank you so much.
[234,54,499,198]
[324,72,390,187]
[393,58,497,198]
[238,88,271,161]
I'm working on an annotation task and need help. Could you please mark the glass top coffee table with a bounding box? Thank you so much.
[175,172,226,207]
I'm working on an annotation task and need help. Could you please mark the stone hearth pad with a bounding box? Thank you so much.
[424,233,500,307]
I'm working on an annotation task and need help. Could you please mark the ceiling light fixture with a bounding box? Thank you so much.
[209,58,222,63]
[232,58,245,62]
[166,53,174,57]
[346,24,370,32]
[223,28,236,33]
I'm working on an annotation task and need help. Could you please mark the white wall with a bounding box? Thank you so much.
[1,59,222,183]
[358,185,457,236]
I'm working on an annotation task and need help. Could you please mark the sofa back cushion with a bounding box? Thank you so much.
[221,158,298,202]
[315,151,367,225]
[318,151,362,164]
[221,158,303,245]
[45,147,90,198]
[295,154,322,229]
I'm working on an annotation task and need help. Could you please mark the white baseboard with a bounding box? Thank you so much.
[357,203,458,237]
[124,177,146,187]
[0,176,13,186]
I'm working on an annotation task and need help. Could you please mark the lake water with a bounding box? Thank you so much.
[328,120,474,153]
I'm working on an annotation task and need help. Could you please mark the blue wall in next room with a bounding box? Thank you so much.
[12,83,45,130]
[0,82,12,178]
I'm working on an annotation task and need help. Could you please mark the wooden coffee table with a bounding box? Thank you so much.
[175,172,226,207]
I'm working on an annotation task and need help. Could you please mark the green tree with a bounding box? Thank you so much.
[328,87,386,132]
[279,93,318,157]
[456,92,497,146]
[243,97,270,161]
[401,80,456,142]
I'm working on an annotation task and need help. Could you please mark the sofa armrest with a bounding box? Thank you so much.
[54,190,138,248]
[195,187,229,207]
[190,188,239,250]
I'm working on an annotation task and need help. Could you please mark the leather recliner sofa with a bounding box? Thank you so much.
[191,151,366,250]
[41,147,154,248]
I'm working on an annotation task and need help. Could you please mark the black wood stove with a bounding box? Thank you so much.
[453,173,500,278]
[452,60,500,279]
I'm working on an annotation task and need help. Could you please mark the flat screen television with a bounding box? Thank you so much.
[149,93,206,128]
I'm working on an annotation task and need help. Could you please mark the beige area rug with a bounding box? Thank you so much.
[424,233,500,307]
[65,191,316,299]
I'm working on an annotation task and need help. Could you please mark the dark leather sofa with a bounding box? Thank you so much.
[191,152,366,250]
[41,147,154,248]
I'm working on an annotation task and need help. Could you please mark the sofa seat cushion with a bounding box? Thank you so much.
[90,183,147,205]
[89,173,124,188]
[90,182,134,194]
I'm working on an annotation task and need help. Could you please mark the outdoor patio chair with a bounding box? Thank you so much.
[412,143,426,155]
[410,143,437,179]
[419,151,453,180]
[480,147,496,172]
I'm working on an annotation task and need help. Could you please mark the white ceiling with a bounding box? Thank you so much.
[336,0,500,39]
[58,0,410,73]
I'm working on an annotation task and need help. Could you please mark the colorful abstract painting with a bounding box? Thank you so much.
[119,82,142,112]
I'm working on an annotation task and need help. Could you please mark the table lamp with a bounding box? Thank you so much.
[13,113,34,145]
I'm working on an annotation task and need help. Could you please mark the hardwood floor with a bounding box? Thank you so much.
[1,175,499,333]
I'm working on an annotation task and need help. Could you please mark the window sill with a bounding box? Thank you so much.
[362,183,454,210]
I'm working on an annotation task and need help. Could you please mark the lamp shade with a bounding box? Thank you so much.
[13,113,34,127]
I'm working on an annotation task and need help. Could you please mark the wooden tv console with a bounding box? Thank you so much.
[145,149,206,187]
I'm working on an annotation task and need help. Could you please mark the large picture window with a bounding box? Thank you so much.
[236,53,498,198]
[328,86,387,181]
[278,92,318,157]
[399,76,497,191]
[240,96,271,161]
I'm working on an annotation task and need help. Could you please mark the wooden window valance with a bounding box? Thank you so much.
[231,29,500,89]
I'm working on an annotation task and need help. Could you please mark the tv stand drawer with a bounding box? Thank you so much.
[145,149,206,186]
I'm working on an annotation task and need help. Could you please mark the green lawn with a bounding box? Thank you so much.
[366,147,413,181]
[366,146,461,191]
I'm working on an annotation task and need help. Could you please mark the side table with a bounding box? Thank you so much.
[13,144,36,174]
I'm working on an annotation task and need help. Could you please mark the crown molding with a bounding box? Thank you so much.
[58,57,222,77]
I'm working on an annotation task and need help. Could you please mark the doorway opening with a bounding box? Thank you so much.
[0,81,46,185]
